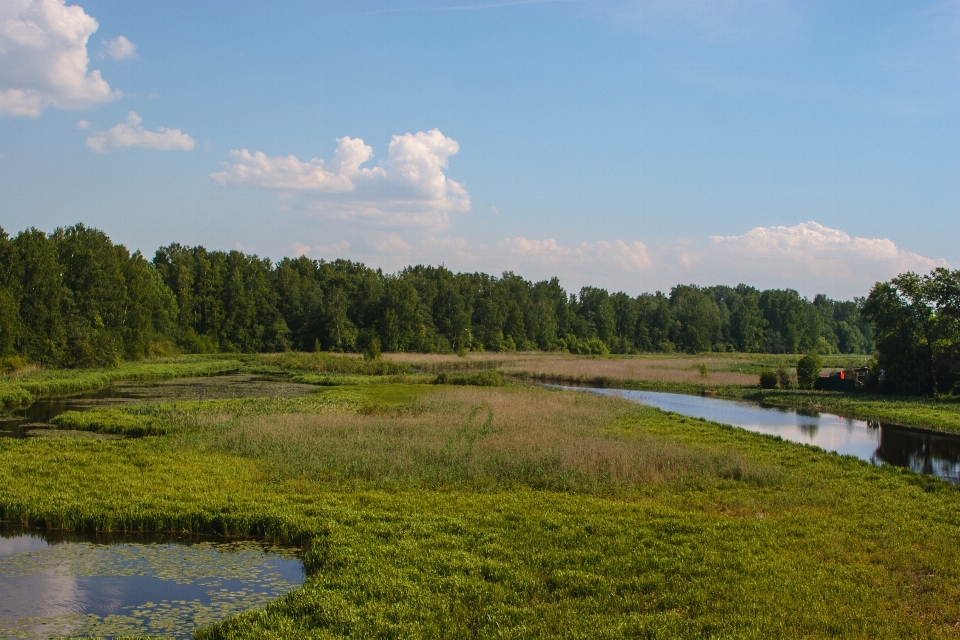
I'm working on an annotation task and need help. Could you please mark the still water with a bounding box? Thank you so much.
[554,386,960,484]
[0,374,319,438]
[0,527,304,639]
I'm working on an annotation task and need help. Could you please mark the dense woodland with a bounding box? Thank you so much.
[0,222,873,360]
[1,223,956,395]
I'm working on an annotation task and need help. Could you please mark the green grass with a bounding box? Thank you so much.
[290,372,434,386]
[2,382,960,637]
[433,369,505,386]
[256,352,413,375]
[51,408,162,436]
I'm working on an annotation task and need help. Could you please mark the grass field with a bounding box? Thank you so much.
[2,358,960,638]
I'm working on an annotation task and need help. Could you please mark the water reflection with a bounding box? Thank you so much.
[0,525,304,639]
[552,386,960,484]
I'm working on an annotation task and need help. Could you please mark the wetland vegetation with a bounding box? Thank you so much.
[2,355,960,637]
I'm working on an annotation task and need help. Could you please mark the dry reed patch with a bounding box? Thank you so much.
[384,352,757,385]
[213,386,768,492]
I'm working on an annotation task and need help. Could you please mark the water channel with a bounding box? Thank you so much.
[553,385,960,484]
[0,374,319,438]
[0,526,304,639]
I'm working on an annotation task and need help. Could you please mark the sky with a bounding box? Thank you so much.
[1,0,957,299]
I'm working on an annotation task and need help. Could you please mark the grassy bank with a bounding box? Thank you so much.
[2,381,960,637]
[728,389,960,434]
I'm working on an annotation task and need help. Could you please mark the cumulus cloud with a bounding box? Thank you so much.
[0,0,121,117]
[709,220,946,272]
[100,35,135,60]
[85,111,196,153]
[694,221,950,297]
[211,129,470,229]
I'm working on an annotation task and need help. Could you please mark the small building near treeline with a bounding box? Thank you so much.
[814,367,869,392]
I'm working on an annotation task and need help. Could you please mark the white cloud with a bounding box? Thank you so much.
[211,129,470,229]
[85,111,196,153]
[290,242,311,257]
[0,0,120,117]
[694,221,950,297]
[100,35,135,60]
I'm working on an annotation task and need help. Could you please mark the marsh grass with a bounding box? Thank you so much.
[52,408,159,436]
[289,372,433,386]
[257,352,412,375]
[388,352,761,387]
[3,381,960,638]
[204,386,777,494]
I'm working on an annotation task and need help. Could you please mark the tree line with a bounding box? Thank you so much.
[862,268,960,396]
[0,223,880,370]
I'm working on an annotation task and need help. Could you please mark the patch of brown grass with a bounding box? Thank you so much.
[384,352,757,386]
[206,386,771,494]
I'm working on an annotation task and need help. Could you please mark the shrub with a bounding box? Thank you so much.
[759,370,778,389]
[0,355,27,375]
[776,365,793,390]
[796,352,822,389]
[363,336,382,361]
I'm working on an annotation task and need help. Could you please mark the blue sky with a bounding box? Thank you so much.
[1,0,957,298]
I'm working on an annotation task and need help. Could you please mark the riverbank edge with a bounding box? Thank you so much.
[507,371,960,435]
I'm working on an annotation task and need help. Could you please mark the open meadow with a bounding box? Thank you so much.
[2,355,960,637]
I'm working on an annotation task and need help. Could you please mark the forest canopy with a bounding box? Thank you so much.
[1,223,878,368]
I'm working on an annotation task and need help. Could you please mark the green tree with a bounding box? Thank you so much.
[729,286,765,352]
[862,269,959,395]
[52,224,129,366]
[11,228,66,363]
[796,351,822,389]
[669,285,720,353]
[0,227,21,356]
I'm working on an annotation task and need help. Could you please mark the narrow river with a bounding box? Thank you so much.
[552,385,960,484]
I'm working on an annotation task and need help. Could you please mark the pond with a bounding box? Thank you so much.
[552,385,960,484]
[0,525,304,639]
[0,374,319,438]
